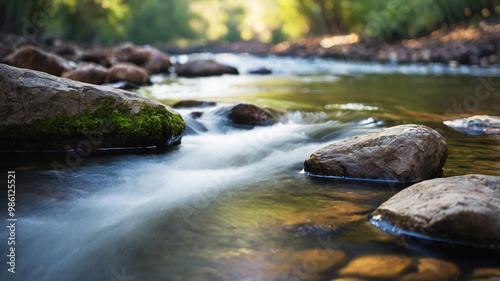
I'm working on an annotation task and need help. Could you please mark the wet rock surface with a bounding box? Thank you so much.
[291,249,349,275]
[0,63,185,150]
[62,62,108,85]
[372,174,500,249]
[444,115,500,135]
[472,267,500,280]
[228,103,277,126]
[338,254,417,279]
[304,124,447,182]
[112,43,172,74]
[248,67,272,75]
[106,62,150,85]
[400,258,461,281]
[175,59,238,77]
[4,45,72,76]
[172,100,217,108]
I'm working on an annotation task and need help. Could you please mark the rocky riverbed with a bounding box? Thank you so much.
[0,36,499,280]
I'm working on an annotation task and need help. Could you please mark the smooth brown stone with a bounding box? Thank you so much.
[292,249,349,274]
[5,45,72,76]
[62,62,108,85]
[106,62,150,85]
[338,254,416,279]
[473,267,500,278]
[401,258,460,281]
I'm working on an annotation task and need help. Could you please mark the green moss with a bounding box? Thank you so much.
[0,99,185,150]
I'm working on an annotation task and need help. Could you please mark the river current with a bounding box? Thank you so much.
[1,54,499,280]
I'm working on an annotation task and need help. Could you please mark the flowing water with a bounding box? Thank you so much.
[1,54,500,281]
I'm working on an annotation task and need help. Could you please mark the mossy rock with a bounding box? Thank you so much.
[0,63,185,150]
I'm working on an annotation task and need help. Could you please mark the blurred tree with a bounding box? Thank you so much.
[124,0,198,45]
[0,0,54,37]
[3,0,500,44]
[45,0,129,42]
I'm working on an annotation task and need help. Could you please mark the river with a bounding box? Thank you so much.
[1,54,499,280]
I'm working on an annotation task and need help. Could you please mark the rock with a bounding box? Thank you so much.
[291,249,348,275]
[0,64,185,150]
[304,124,447,182]
[283,223,341,237]
[112,43,150,65]
[4,45,72,76]
[228,103,277,126]
[401,258,460,281]
[106,62,150,85]
[175,59,238,77]
[248,67,272,75]
[62,62,108,85]
[371,174,500,249]
[473,268,500,278]
[80,47,111,66]
[141,46,172,74]
[190,111,203,119]
[172,100,217,108]
[444,115,500,135]
[338,255,416,279]
[112,43,171,74]
[53,43,81,60]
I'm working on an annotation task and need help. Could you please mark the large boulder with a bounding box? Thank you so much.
[228,103,277,126]
[112,43,171,74]
[175,59,238,77]
[4,45,72,76]
[371,174,500,249]
[62,62,108,85]
[0,64,185,150]
[304,124,447,182]
[444,115,500,135]
[106,62,150,85]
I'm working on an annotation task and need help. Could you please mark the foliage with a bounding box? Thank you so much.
[3,0,499,44]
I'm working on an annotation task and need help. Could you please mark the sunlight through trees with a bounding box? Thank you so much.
[1,0,498,44]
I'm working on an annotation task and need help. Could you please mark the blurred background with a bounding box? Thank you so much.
[1,0,499,46]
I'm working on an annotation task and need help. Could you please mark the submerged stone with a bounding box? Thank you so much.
[371,174,500,249]
[283,223,341,237]
[401,258,461,281]
[338,254,416,279]
[304,124,447,182]
[444,115,500,135]
[0,64,185,150]
[291,249,348,275]
[228,103,277,127]
[472,267,500,279]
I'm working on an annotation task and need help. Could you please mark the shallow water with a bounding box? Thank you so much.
[1,55,500,281]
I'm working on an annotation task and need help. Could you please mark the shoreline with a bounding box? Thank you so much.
[162,17,500,67]
[2,18,500,77]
